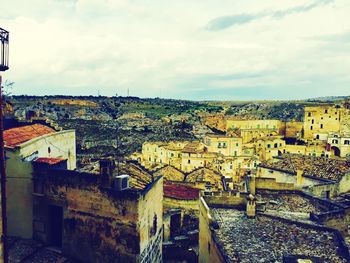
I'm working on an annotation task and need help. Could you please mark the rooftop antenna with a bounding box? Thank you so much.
[0,26,10,263]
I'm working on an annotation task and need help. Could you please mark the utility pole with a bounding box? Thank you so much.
[0,26,10,263]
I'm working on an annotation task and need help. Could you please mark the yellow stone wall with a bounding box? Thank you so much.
[204,135,242,157]
[226,119,285,134]
[303,106,343,140]
[199,198,225,263]
[285,121,303,138]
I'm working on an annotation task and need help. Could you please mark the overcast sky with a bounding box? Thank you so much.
[1,0,349,100]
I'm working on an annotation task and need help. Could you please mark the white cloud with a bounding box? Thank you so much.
[0,0,349,99]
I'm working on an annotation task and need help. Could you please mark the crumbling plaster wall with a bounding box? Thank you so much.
[33,172,142,263]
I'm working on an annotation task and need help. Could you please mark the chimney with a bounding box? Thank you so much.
[248,171,256,195]
[99,158,115,188]
[246,194,256,218]
[296,170,304,186]
[25,110,37,121]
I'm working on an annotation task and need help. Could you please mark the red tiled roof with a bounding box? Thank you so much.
[34,157,66,165]
[164,182,200,200]
[4,124,55,147]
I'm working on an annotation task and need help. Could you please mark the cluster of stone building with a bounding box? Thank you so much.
[3,117,163,262]
[136,98,350,183]
[129,98,350,262]
[3,97,350,262]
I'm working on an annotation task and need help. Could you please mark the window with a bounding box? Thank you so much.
[234,151,237,156]
[274,143,278,148]
[218,142,222,148]
[320,124,323,129]
[48,147,51,154]
[267,144,271,148]
[344,140,350,145]
[188,160,191,164]
[332,139,339,144]
[310,126,313,130]
[236,143,239,147]
[308,112,311,117]
[311,119,314,124]
[223,142,227,148]
[325,109,328,114]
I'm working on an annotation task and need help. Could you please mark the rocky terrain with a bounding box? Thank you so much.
[8,95,345,168]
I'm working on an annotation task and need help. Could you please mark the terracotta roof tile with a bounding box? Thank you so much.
[164,182,200,200]
[4,124,55,147]
[34,157,66,165]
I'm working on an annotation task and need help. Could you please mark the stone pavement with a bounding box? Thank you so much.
[8,237,73,263]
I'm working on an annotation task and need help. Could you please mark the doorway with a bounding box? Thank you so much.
[48,205,63,247]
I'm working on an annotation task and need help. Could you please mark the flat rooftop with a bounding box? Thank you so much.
[262,154,350,182]
[256,191,333,214]
[210,208,348,263]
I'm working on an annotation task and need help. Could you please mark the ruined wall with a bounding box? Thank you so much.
[33,170,143,263]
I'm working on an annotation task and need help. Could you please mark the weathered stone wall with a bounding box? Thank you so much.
[199,197,226,263]
[164,197,199,215]
[285,121,303,138]
[315,208,350,234]
[255,177,296,191]
[33,169,148,263]
[303,106,343,140]
[138,177,163,263]
[203,192,246,208]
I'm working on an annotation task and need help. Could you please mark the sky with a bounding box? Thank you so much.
[0,0,350,100]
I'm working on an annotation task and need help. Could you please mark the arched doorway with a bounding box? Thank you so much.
[331,146,341,157]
